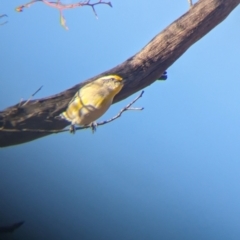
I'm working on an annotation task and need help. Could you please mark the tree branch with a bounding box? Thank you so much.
[15,0,112,29]
[0,91,144,134]
[0,0,239,147]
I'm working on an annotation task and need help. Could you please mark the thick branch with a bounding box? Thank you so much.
[0,0,239,147]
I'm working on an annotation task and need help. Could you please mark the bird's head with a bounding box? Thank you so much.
[99,74,123,90]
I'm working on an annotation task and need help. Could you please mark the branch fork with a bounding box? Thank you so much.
[15,0,112,30]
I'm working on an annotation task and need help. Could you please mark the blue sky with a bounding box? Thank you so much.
[1,1,240,239]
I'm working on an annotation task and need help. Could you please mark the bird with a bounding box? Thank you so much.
[60,75,123,133]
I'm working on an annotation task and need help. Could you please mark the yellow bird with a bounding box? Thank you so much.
[60,75,123,132]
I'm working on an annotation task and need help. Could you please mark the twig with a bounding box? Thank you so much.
[96,91,144,127]
[0,14,8,18]
[16,0,112,29]
[85,0,112,19]
[0,21,8,26]
[0,91,144,134]
[0,14,8,26]
[188,0,193,7]
[21,86,43,106]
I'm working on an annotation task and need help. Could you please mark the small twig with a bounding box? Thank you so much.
[96,91,144,127]
[85,0,112,19]
[21,85,43,106]
[0,91,144,134]
[188,0,193,7]
[0,14,8,18]
[0,21,8,26]
[0,14,8,26]
[16,0,112,29]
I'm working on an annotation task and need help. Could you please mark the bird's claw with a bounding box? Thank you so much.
[90,122,97,133]
[69,124,76,134]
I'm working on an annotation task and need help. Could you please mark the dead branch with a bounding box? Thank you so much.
[0,0,239,147]
[15,0,112,29]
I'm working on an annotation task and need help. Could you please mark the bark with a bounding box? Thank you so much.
[0,0,239,147]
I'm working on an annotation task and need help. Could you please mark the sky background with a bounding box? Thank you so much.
[1,1,240,239]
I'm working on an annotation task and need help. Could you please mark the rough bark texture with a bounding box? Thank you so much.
[0,0,239,147]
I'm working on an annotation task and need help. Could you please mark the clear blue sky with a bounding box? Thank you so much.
[1,1,240,239]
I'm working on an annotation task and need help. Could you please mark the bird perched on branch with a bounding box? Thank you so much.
[60,75,123,133]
